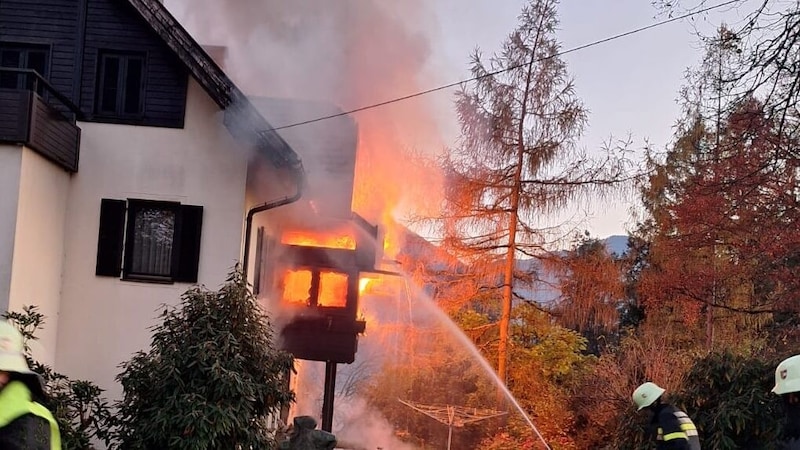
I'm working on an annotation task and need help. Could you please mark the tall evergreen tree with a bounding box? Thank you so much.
[441,0,633,386]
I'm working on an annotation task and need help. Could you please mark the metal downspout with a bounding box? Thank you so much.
[242,163,306,279]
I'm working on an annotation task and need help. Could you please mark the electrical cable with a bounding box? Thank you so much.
[270,0,741,131]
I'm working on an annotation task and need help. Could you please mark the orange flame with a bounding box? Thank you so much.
[350,125,444,261]
[318,271,348,308]
[281,230,356,250]
[281,269,312,305]
[280,269,349,308]
[359,277,372,295]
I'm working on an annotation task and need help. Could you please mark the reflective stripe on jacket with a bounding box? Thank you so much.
[652,403,701,450]
[0,381,61,450]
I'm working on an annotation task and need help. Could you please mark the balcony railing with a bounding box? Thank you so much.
[0,68,81,172]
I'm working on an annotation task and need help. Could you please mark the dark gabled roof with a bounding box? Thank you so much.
[124,0,301,169]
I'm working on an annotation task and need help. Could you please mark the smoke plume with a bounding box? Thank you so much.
[164,0,447,225]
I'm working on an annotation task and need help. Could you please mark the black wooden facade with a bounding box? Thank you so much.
[0,0,189,129]
[0,88,81,171]
[0,0,193,172]
[0,0,300,172]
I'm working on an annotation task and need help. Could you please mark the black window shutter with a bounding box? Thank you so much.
[95,199,126,277]
[173,205,203,283]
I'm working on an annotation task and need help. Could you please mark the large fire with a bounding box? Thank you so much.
[281,269,312,305]
[281,228,356,250]
[280,269,349,308]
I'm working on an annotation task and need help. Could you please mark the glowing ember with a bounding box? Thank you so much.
[318,271,348,308]
[281,269,312,305]
[281,228,356,250]
[280,269,349,308]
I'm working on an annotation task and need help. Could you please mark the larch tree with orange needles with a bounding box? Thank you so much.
[440,0,634,389]
[547,235,626,355]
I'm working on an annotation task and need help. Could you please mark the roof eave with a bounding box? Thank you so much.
[123,0,301,169]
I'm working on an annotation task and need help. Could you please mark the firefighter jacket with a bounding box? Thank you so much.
[780,438,800,450]
[781,398,800,449]
[649,403,700,450]
[0,381,61,450]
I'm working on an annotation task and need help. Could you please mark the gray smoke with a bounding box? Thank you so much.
[164,0,447,224]
[163,3,455,447]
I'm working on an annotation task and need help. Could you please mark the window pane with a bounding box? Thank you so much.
[123,57,143,114]
[100,56,120,113]
[130,207,175,276]
[25,51,47,93]
[0,49,21,67]
[0,49,22,89]
[25,51,46,75]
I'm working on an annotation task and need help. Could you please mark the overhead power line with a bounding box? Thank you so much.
[271,0,741,131]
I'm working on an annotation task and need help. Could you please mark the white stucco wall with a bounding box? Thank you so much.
[55,79,251,399]
[7,147,71,365]
[0,145,22,313]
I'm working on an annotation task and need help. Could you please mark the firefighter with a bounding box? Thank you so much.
[279,415,337,450]
[773,355,800,449]
[0,320,61,450]
[632,382,701,450]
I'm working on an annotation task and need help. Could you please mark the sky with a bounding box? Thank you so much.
[165,0,749,239]
[423,0,746,238]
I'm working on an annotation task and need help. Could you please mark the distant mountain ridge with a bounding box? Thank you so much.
[395,227,630,305]
[603,235,630,257]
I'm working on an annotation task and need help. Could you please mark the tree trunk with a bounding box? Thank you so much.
[497,13,543,392]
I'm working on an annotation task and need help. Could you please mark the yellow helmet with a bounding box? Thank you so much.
[632,382,665,411]
[0,320,33,374]
[773,355,800,395]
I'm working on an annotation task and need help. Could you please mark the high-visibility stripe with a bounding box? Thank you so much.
[29,401,62,450]
[0,381,61,450]
[663,431,689,441]
[675,410,698,436]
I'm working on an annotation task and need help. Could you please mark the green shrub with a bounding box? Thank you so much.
[675,351,783,450]
[112,266,295,450]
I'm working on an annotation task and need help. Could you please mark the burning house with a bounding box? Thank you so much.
[0,0,313,405]
[0,0,428,444]
[244,98,385,430]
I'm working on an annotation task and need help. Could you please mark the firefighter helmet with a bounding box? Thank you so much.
[0,320,33,374]
[632,382,665,411]
[773,355,800,395]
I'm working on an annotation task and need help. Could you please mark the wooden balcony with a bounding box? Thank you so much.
[0,69,81,172]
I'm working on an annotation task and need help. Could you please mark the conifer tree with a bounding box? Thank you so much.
[442,0,632,385]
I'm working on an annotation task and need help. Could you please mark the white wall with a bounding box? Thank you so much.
[7,147,71,365]
[55,79,251,399]
[0,145,22,312]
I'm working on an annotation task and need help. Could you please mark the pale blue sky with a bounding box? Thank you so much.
[423,0,744,238]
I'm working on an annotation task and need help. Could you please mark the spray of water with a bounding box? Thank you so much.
[398,272,552,450]
[288,248,554,449]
